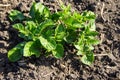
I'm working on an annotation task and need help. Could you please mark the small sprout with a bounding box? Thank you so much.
[8,2,99,65]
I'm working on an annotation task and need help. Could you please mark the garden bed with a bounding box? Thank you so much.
[0,0,120,80]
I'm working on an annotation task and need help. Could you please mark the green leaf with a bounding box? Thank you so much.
[73,11,82,19]
[35,19,54,35]
[35,3,46,15]
[59,3,71,17]
[55,24,66,41]
[87,38,100,45]
[82,45,94,52]
[81,52,94,65]
[63,17,73,27]
[88,20,96,31]
[13,23,31,40]
[52,44,64,58]
[29,2,50,20]
[81,11,96,20]
[13,23,26,34]
[50,13,60,21]
[8,42,25,62]
[88,45,94,50]
[9,10,25,21]
[25,21,37,31]
[43,6,50,18]
[72,22,84,28]
[39,36,56,51]
[63,16,84,29]
[61,4,71,12]
[46,30,54,36]
[29,2,36,18]
[76,50,84,55]
[74,43,84,55]
[23,41,40,57]
[18,33,27,40]
[74,44,80,50]
[86,31,99,36]
[64,29,78,43]
[24,21,39,40]
[74,43,84,50]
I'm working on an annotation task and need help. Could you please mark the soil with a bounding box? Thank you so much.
[0,0,120,80]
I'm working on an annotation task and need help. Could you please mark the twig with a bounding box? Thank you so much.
[100,2,106,21]
[0,4,10,7]
[94,54,108,56]
[43,71,53,77]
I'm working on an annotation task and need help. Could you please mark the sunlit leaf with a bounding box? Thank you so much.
[50,13,60,21]
[76,50,84,55]
[39,36,56,51]
[23,41,40,57]
[55,24,66,41]
[81,52,94,65]
[88,20,96,31]
[81,11,96,20]
[87,38,100,45]
[13,23,25,32]
[29,2,50,20]
[64,29,78,43]
[35,19,54,34]
[52,44,64,58]
[25,21,37,31]
[8,42,25,62]
[86,31,99,36]
[9,10,25,21]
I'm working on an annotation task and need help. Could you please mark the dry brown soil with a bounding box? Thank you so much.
[0,0,120,80]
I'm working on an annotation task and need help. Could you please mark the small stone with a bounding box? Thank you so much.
[29,63,36,69]
[2,0,8,3]
[70,73,77,78]
[18,3,28,12]
[0,48,7,53]
[0,31,10,40]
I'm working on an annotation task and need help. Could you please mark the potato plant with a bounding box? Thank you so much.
[8,2,99,65]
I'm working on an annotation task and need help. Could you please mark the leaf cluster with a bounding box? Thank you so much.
[8,2,99,65]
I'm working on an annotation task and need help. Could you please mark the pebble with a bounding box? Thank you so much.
[0,31,10,40]
[70,73,77,79]
[18,3,28,12]
[2,0,8,3]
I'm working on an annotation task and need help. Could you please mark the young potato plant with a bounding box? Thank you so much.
[8,2,99,65]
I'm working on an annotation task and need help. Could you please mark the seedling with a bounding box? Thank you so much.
[8,2,99,65]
